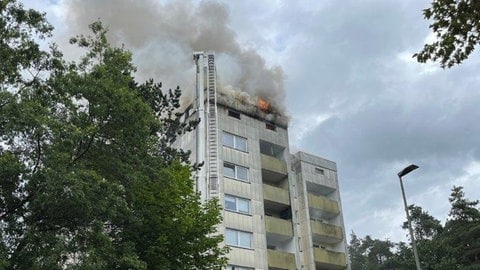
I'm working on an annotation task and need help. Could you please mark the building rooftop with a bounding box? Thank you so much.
[217,89,289,128]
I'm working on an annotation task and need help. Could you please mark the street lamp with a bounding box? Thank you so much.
[398,164,421,270]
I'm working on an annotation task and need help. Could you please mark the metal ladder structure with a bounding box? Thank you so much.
[206,53,219,197]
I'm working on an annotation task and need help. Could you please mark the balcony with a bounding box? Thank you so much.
[261,154,287,183]
[314,247,347,270]
[267,249,296,270]
[307,193,340,220]
[306,180,336,197]
[263,184,290,206]
[310,220,343,244]
[265,216,293,238]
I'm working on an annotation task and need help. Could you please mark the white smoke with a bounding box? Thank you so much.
[61,0,285,111]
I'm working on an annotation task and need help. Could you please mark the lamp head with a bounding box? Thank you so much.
[398,164,419,177]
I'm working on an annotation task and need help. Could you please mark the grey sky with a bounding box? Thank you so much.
[25,0,480,243]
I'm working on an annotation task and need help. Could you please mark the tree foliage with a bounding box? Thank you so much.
[414,0,480,68]
[402,205,443,241]
[349,186,480,270]
[442,186,480,267]
[0,2,226,269]
[0,0,53,86]
[348,233,395,270]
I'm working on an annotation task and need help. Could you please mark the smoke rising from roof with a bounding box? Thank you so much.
[62,0,285,111]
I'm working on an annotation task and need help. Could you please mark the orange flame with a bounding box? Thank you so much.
[258,98,270,112]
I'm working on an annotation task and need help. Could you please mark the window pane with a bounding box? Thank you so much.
[235,137,247,151]
[236,166,248,181]
[228,110,241,119]
[238,231,251,248]
[237,199,250,214]
[223,163,235,178]
[223,132,234,147]
[225,195,236,211]
[225,229,237,246]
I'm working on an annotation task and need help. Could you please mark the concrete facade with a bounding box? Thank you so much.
[177,89,350,270]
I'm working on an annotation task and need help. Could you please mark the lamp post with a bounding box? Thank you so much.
[398,164,421,270]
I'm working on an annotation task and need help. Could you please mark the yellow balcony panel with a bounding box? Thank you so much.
[263,184,290,206]
[261,154,288,176]
[307,193,340,219]
[265,216,293,237]
[267,249,296,270]
[314,247,347,270]
[310,220,343,244]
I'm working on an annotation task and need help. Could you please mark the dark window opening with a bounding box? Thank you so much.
[315,167,324,175]
[228,110,241,119]
[265,122,276,131]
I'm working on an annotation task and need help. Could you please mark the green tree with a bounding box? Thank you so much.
[362,236,394,270]
[441,186,480,268]
[402,205,443,241]
[398,205,460,270]
[349,232,367,270]
[414,0,480,68]
[0,2,226,269]
[348,233,394,270]
[349,187,480,269]
[387,242,415,270]
[0,0,53,86]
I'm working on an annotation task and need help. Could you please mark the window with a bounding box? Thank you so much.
[226,229,252,248]
[227,265,254,270]
[225,195,250,214]
[223,132,247,152]
[315,167,325,175]
[228,110,241,119]
[265,122,276,131]
[259,140,284,158]
[223,163,249,182]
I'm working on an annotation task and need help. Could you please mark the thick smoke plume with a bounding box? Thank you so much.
[62,0,285,111]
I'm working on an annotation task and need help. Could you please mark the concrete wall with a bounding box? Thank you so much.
[217,103,291,269]
[293,152,350,269]
[179,98,350,269]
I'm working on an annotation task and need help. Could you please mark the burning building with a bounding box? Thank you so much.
[176,52,350,270]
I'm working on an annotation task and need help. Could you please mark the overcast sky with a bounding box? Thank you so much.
[24,0,480,243]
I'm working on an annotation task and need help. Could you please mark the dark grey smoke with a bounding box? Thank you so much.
[63,0,285,111]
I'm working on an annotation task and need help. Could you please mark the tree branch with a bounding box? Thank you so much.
[71,132,96,164]
[32,132,42,173]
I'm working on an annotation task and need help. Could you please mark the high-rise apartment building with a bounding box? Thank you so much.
[177,52,350,270]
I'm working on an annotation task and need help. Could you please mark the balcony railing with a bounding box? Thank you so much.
[263,184,290,206]
[267,249,296,270]
[313,247,347,269]
[265,216,293,237]
[310,220,343,243]
[261,154,287,175]
[307,193,340,217]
